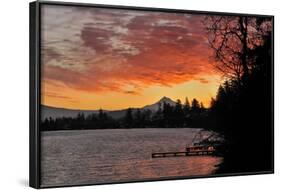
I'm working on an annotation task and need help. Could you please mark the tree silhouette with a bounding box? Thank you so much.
[183,97,191,114]
[191,98,200,113]
[205,16,273,173]
[124,108,133,127]
[174,99,184,127]
[41,96,213,131]
[174,99,183,114]
[98,109,107,120]
[204,16,272,84]
[200,102,205,110]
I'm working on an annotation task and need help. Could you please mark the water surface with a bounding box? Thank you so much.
[41,128,222,187]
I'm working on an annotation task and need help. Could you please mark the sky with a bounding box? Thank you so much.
[41,4,222,110]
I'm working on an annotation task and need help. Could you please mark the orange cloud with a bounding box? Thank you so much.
[41,5,221,109]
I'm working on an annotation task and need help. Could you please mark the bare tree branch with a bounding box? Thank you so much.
[203,15,271,84]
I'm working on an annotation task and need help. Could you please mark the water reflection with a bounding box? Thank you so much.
[41,128,222,187]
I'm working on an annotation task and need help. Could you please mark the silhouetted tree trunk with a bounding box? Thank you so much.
[204,15,271,85]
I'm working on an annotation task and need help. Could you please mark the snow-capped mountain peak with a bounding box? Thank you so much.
[141,96,177,111]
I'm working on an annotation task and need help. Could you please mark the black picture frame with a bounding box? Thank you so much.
[30,1,274,188]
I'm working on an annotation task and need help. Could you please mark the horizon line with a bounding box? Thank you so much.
[41,95,209,111]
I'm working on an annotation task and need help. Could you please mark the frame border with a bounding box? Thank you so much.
[29,1,274,188]
[30,1,41,188]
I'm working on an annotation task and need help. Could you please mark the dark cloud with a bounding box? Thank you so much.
[196,78,210,84]
[81,26,113,52]
[123,90,140,95]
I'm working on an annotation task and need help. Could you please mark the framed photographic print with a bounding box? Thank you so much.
[29,1,274,188]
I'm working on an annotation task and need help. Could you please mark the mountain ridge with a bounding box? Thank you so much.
[41,96,177,120]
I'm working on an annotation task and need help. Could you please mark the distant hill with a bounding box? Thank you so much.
[41,96,177,120]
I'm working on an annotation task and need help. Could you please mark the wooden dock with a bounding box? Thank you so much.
[151,150,214,158]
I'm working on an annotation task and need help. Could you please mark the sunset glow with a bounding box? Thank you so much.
[41,5,222,110]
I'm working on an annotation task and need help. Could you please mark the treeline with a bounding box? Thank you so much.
[204,16,273,173]
[41,98,208,131]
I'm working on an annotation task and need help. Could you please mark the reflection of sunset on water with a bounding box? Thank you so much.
[41,128,222,186]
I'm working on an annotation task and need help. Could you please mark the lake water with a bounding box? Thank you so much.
[41,128,223,187]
